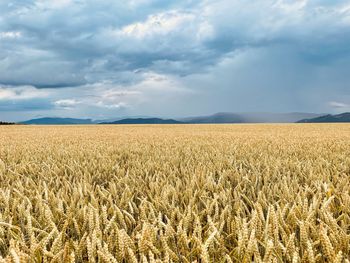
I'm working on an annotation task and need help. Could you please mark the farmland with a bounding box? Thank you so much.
[0,124,349,262]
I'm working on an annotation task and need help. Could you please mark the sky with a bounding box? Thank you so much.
[0,0,350,121]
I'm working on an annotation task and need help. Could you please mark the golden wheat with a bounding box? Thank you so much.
[0,124,349,262]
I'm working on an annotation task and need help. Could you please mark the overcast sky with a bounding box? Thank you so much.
[0,0,350,121]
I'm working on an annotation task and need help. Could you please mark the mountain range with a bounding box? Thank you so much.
[8,112,350,125]
[181,112,324,123]
[297,112,350,123]
[100,118,183,124]
[21,117,95,125]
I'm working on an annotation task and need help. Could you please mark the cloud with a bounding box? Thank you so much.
[54,99,81,109]
[95,101,127,110]
[177,44,350,114]
[328,101,350,109]
[34,0,72,9]
[0,0,350,120]
[0,85,52,112]
[119,11,196,38]
[0,85,49,100]
[48,72,192,116]
[0,31,21,39]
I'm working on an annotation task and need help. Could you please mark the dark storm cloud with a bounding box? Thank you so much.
[0,0,350,121]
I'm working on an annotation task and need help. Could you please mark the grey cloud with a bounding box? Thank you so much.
[177,43,350,114]
[0,0,350,120]
[0,84,53,111]
[3,0,350,83]
[329,101,350,109]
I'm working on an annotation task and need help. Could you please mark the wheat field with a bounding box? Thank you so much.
[0,124,349,263]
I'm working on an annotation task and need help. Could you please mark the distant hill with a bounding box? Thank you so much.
[18,112,331,125]
[297,112,350,123]
[21,117,94,125]
[101,118,183,124]
[182,112,324,123]
[95,115,152,123]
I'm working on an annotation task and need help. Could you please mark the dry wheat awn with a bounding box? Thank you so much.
[0,124,349,262]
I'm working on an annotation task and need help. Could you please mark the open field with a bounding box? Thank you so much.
[0,124,350,262]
